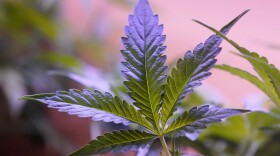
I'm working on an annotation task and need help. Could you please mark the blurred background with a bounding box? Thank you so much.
[0,0,279,156]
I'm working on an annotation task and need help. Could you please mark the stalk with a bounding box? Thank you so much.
[171,132,176,154]
[159,135,171,156]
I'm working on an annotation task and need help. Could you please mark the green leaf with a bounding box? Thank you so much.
[39,52,81,69]
[235,52,280,104]
[161,10,248,128]
[215,64,266,92]
[217,50,280,106]
[164,105,248,135]
[2,2,57,38]
[20,89,155,133]
[193,13,280,106]
[198,112,280,156]
[267,67,280,98]
[237,52,280,104]
[180,92,205,110]
[69,130,156,156]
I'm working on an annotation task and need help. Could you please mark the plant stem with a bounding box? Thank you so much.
[159,135,171,156]
[171,132,176,154]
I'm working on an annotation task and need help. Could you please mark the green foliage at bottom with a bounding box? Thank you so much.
[189,112,280,156]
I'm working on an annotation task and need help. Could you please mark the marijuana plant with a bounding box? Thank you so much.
[193,19,280,107]
[21,0,249,155]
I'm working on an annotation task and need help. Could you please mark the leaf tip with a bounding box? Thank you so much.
[18,95,35,101]
[137,0,149,5]
[18,93,55,101]
[235,109,251,113]
[192,9,250,36]
[135,0,153,15]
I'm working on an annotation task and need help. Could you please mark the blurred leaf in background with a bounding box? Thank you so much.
[196,112,280,156]
[0,0,140,155]
[0,0,82,155]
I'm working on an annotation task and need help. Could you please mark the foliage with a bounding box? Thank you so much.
[0,0,56,39]
[21,0,249,155]
[177,111,280,156]
[189,11,280,156]
[0,1,82,155]
[0,0,78,85]
[193,18,280,107]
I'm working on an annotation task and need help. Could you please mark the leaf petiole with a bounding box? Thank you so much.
[159,135,171,156]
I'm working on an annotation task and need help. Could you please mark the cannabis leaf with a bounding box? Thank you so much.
[160,9,249,128]
[164,105,249,135]
[69,130,156,156]
[121,0,167,130]
[21,89,154,132]
[197,112,280,156]
[215,64,267,92]
[194,16,280,106]
[20,0,249,155]
[267,67,280,98]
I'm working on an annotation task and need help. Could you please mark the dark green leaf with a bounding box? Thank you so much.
[198,112,280,156]
[69,130,156,156]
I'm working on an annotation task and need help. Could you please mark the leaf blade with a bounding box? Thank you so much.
[267,67,280,98]
[164,105,248,135]
[161,11,248,127]
[193,13,280,106]
[20,89,155,133]
[121,0,167,129]
[235,52,280,105]
[215,64,267,93]
[69,130,156,156]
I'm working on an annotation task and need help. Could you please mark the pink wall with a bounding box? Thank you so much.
[58,0,280,108]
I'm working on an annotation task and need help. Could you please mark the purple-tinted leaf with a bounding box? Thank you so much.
[48,65,111,91]
[121,0,167,128]
[161,11,247,127]
[194,9,280,106]
[164,105,249,137]
[20,89,154,132]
